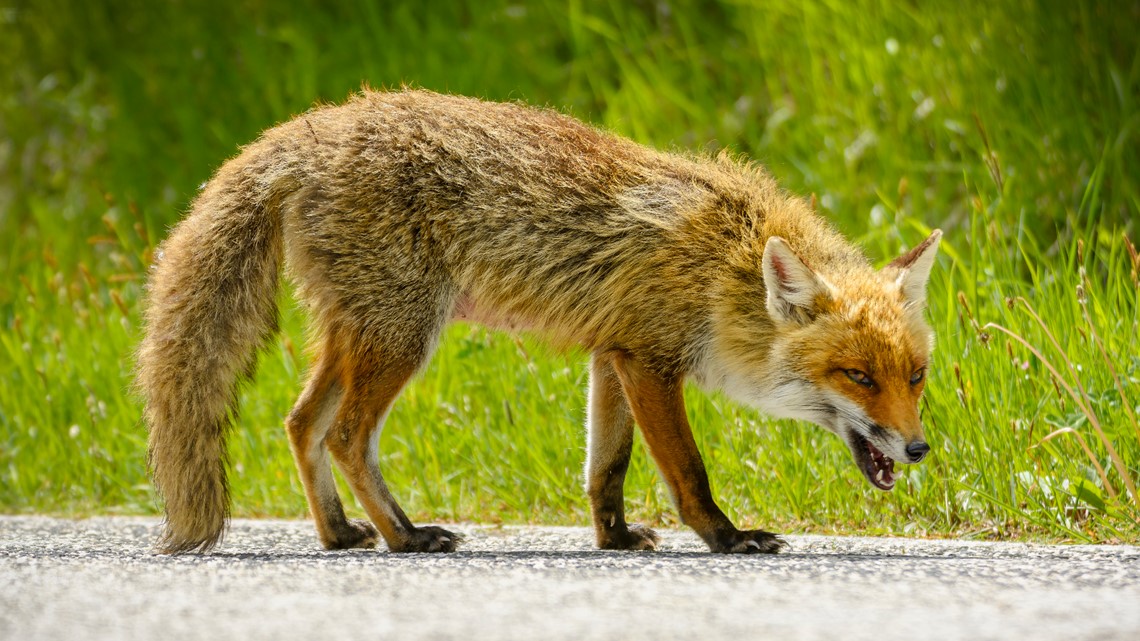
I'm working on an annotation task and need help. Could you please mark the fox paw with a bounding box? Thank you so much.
[392,525,463,553]
[708,529,786,554]
[323,519,380,550]
[599,523,661,551]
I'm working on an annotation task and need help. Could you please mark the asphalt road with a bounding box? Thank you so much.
[2,516,1138,641]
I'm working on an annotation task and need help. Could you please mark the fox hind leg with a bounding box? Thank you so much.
[323,336,460,553]
[585,352,660,551]
[285,339,379,550]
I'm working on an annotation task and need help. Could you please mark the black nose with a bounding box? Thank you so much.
[906,441,930,463]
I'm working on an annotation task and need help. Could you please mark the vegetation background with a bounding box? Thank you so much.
[2,0,1137,543]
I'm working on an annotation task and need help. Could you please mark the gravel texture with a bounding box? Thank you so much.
[1,515,1138,641]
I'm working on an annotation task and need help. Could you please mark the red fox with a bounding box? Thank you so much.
[137,89,941,554]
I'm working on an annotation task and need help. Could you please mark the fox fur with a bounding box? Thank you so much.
[137,89,941,554]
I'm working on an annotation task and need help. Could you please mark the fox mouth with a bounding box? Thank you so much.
[847,430,896,491]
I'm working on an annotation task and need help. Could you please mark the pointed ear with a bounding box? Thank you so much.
[888,229,942,303]
[763,236,830,324]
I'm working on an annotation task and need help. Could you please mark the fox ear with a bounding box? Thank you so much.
[888,229,942,303]
[763,236,830,324]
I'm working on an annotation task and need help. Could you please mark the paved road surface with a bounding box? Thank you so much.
[1,516,1138,640]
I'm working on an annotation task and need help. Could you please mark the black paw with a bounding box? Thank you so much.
[323,519,380,550]
[708,528,786,554]
[393,525,463,553]
[599,523,661,551]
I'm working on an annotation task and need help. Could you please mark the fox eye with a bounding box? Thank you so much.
[844,369,874,387]
[910,367,926,386]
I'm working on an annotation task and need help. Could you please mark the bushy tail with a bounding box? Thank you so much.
[137,152,288,553]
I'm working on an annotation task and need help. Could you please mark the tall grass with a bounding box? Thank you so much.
[1,0,1137,542]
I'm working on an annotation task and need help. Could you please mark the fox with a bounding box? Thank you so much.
[137,89,941,555]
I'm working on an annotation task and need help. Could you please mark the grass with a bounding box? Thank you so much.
[1,0,1137,543]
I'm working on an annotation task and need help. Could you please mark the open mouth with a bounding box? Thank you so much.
[848,430,896,491]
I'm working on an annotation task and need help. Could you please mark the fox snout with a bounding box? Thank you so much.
[877,419,928,463]
[879,421,930,464]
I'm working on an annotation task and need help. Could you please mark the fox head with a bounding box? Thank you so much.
[708,229,942,491]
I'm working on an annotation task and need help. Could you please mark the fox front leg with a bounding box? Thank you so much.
[610,352,786,554]
[585,353,661,550]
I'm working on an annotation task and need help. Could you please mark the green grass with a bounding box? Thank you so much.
[2,0,1137,543]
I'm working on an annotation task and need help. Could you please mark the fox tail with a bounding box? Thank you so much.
[136,149,291,553]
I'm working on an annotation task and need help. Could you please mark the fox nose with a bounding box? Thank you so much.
[906,441,930,463]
